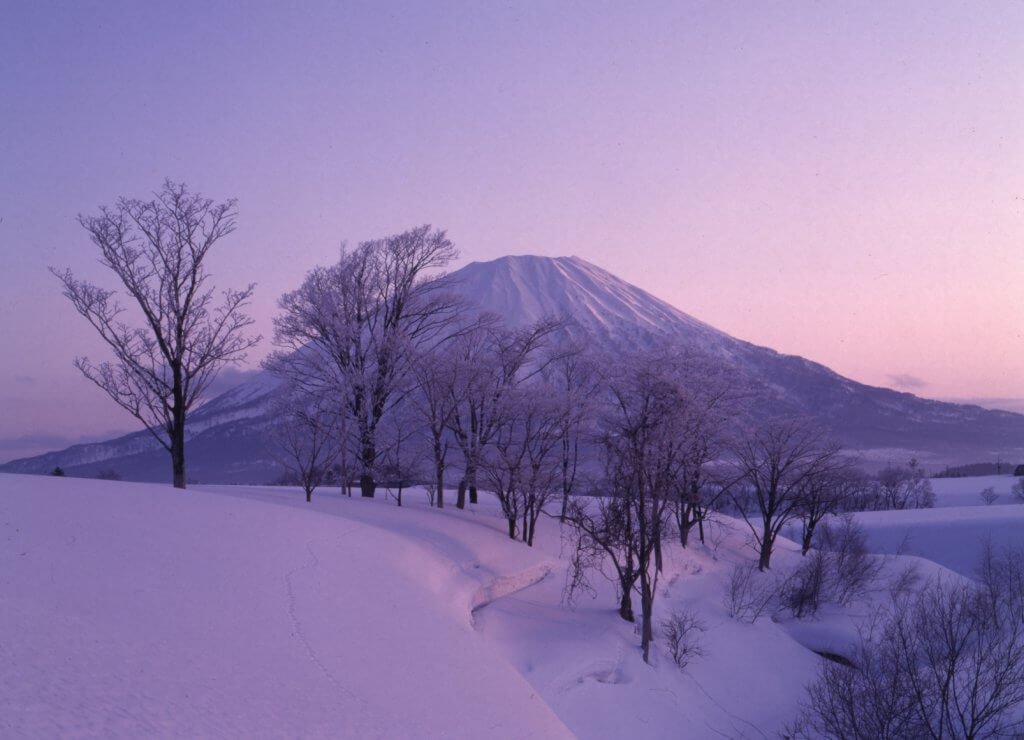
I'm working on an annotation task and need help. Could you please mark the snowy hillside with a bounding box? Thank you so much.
[451,255,732,353]
[5,473,1019,737]
[451,256,1024,464]
[4,255,1023,483]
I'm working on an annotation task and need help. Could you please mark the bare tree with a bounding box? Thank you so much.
[796,464,865,555]
[871,458,935,510]
[564,354,689,663]
[410,347,458,508]
[446,318,559,509]
[52,180,260,488]
[269,385,342,502]
[670,359,742,548]
[542,340,599,521]
[1013,478,1024,504]
[979,486,999,506]
[729,419,843,570]
[377,400,423,507]
[269,225,460,497]
[479,385,563,545]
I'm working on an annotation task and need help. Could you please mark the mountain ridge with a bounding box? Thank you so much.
[3,254,1021,482]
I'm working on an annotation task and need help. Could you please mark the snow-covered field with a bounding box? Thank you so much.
[2,473,1021,738]
[851,475,1024,576]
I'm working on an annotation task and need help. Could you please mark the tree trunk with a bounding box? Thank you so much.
[171,438,186,489]
[457,478,467,509]
[171,375,187,489]
[560,438,570,522]
[435,459,444,509]
[641,580,654,663]
[359,428,375,497]
[507,515,516,540]
[305,488,313,503]
[618,589,634,622]
[170,415,186,489]
[469,483,478,505]
[801,524,813,556]
[679,521,691,547]
[758,530,773,571]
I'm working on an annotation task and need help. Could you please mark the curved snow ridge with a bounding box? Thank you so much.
[470,562,554,617]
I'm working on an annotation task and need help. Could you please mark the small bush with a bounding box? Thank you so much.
[820,516,882,606]
[979,486,999,505]
[779,552,829,618]
[96,469,122,481]
[1013,479,1024,504]
[724,562,775,623]
[661,610,707,669]
[51,466,65,477]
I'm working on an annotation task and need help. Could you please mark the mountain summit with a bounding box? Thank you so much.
[452,255,728,351]
[4,255,1022,481]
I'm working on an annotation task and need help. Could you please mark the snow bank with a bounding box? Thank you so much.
[0,474,571,738]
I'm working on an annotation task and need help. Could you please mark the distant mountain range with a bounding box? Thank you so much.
[4,255,1021,483]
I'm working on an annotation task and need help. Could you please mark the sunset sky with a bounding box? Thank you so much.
[2,1,1022,461]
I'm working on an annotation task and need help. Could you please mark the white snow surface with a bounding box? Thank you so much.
[3,473,1021,738]
[451,255,731,353]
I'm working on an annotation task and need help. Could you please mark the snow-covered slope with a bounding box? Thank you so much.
[451,256,1024,464]
[5,255,1022,483]
[452,255,732,353]
[0,474,572,738]
[5,473,1015,737]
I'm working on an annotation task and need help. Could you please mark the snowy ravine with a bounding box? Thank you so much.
[2,473,1018,738]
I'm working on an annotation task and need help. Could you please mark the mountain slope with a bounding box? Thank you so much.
[456,256,1024,462]
[3,255,1022,482]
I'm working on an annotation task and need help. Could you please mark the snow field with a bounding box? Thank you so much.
[3,472,1021,738]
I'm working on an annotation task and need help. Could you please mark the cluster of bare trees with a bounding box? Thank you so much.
[562,352,748,662]
[260,225,592,531]
[790,546,1024,739]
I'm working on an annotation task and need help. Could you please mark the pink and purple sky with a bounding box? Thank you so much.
[2,1,1022,461]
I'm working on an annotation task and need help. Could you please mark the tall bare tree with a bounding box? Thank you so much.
[729,419,843,570]
[52,180,259,488]
[446,318,559,509]
[565,353,690,663]
[542,340,600,521]
[479,385,564,545]
[269,225,460,497]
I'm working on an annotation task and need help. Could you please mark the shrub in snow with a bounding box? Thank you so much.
[778,517,882,619]
[778,552,829,619]
[660,610,707,669]
[789,547,1024,739]
[51,467,64,477]
[724,562,775,623]
[979,486,999,505]
[1013,478,1024,504]
[887,562,922,601]
[817,516,881,606]
[869,459,934,510]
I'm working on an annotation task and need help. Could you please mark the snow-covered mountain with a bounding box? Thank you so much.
[4,255,1022,482]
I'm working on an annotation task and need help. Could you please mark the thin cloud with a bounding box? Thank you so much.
[887,373,927,390]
